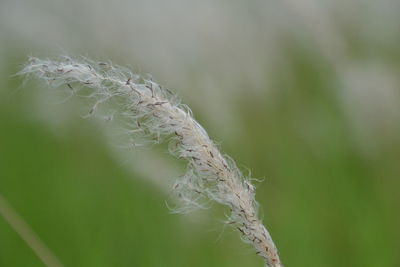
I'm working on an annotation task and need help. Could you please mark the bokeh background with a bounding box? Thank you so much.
[1,0,399,266]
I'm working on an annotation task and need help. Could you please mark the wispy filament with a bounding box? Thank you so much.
[21,56,282,266]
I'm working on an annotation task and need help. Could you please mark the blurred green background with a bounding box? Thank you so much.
[0,0,399,266]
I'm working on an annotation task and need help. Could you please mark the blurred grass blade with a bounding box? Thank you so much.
[0,194,63,267]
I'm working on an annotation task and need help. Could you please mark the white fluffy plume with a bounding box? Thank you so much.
[20,56,282,267]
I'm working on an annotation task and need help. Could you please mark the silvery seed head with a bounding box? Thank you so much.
[20,56,282,266]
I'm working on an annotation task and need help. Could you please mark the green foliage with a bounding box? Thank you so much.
[1,36,399,267]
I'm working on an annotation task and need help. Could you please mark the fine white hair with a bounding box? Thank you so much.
[20,56,282,267]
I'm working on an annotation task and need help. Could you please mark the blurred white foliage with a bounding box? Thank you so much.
[0,0,398,186]
[340,63,400,156]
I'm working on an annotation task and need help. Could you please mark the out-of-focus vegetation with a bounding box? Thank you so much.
[0,1,399,266]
